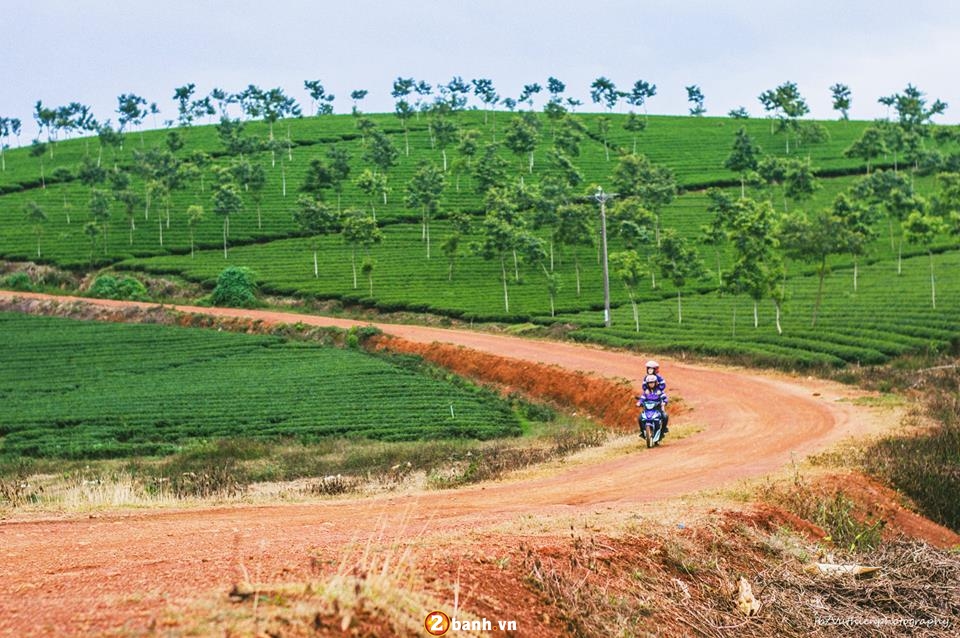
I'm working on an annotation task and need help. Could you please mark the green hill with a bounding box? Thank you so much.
[1,109,959,366]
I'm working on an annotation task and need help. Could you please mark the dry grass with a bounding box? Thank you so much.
[170,513,495,638]
[519,509,959,637]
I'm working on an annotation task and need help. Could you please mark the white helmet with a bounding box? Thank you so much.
[645,360,659,371]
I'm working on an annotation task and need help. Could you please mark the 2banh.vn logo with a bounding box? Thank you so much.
[425,611,519,635]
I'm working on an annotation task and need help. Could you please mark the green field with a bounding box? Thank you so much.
[2,108,959,367]
[0,313,523,459]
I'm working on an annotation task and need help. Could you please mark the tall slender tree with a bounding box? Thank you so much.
[349,89,368,115]
[342,210,383,290]
[187,204,204,258]
[24,201,48,258]
[212,168,244,258]
[686,85,706,116]
[626,80,657,121]
[844,126,887,173]
[610,250,646,331]
[116,93,148,147]
[725,197,784,332]
[590,77,619,111]
[779,204,848,327]
[326,145,351,211]
[830,83,852,121]
[611,154,677,246]
[504,114,540,175]
[904,205,946,308]
[657,230,705,324]
[304,80,335,115]
[724,128,760,197]
[405,161,446,257]
[294,195,341,277]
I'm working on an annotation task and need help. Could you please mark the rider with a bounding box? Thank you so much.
[645,360,666,391]
[644,360,669,433]
[637,373,669,436]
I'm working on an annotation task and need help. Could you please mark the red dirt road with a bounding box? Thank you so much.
[0,292,887,636]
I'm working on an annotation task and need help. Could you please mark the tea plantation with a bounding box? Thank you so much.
[0,313,522,459]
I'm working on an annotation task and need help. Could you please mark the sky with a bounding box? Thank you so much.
[3,0,959,140]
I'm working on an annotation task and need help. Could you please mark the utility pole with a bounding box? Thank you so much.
[594,186,617,327]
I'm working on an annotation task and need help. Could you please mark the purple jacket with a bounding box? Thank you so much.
[637,389,668,409]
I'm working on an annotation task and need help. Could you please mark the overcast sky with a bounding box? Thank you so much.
[4,0,959,139]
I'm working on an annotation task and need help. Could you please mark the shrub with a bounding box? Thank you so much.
[89,275,149,300]
[210,266,258,308]
[2,272,33,292]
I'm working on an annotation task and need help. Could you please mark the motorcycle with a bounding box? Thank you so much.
[636,394,666,448]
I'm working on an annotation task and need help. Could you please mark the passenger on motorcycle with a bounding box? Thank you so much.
[645,360,666,391]
[637,374,669,435]
[644,361,669,433]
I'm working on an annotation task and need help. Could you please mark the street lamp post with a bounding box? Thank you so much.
[594,187,617,328]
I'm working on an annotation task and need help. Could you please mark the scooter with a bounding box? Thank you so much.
[636,395,665,448]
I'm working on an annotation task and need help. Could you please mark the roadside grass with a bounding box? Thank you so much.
[0,415,608,512]
[859,366,960,532]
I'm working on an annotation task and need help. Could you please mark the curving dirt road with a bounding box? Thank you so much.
[0,292,886,636]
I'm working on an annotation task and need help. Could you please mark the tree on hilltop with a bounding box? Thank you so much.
[0,117,22,171]
[33,101,58,154]
[626,79,657,121]
[590,77,619,112]
[686,85,706,116]
[758,82,809,153]
[350,89,368,115]
[471,78,500,129]
[304,80,335,115]
[518,83,542,110]
[391,77,416,155]
[884,83,948,134]
[830,83,851,121]
[546,77,566,112]
[116,93,148,148]
[174,84,197,126]
[257,87,301,142]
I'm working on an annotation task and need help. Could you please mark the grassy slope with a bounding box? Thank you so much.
[1,111,959,365]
